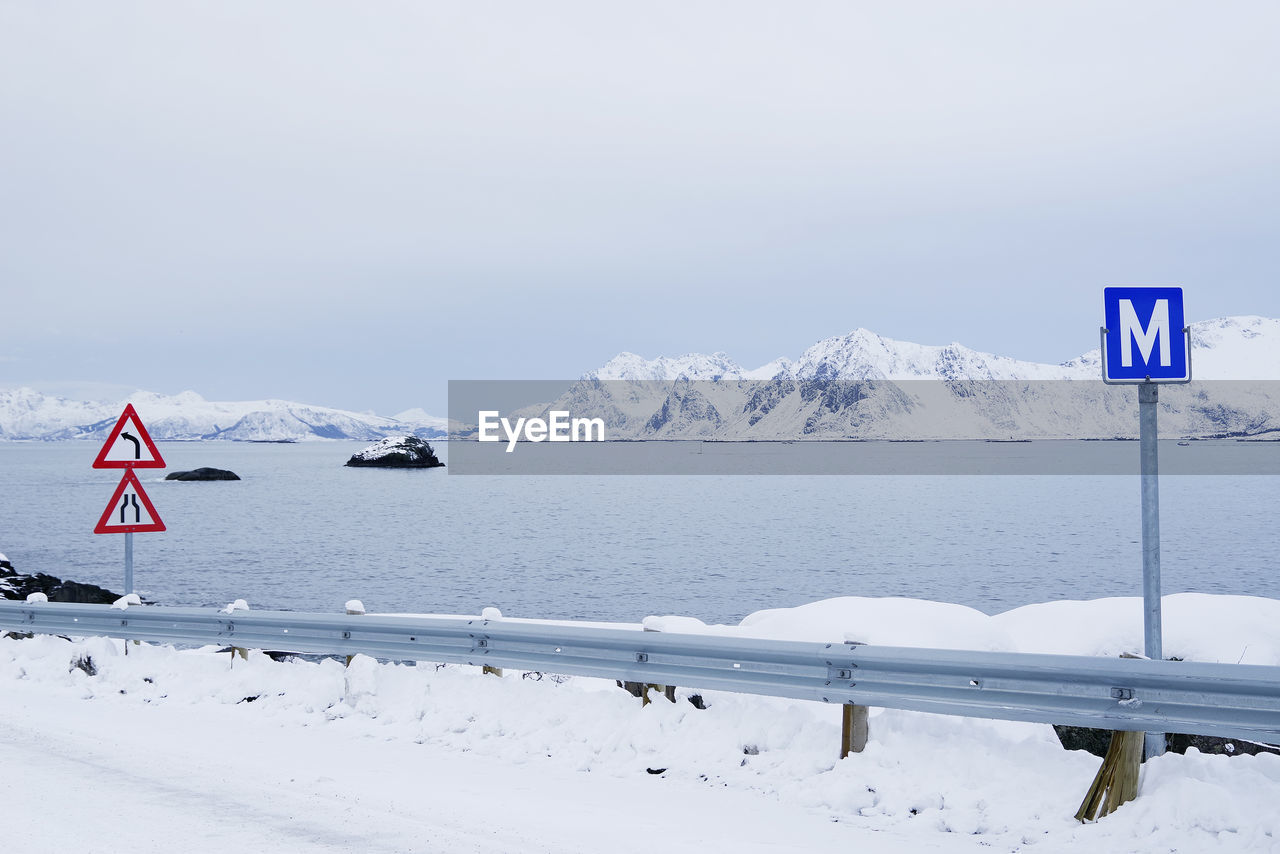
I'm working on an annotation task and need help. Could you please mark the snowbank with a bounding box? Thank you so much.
[1,594,1277,853]
[643,593,1280,666]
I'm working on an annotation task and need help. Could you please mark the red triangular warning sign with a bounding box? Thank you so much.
[93,403,166,469]
[94,470,166,534]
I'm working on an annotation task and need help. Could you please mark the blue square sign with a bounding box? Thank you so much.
[1102,287,1190,383]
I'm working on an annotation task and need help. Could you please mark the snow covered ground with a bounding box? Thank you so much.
[2,595,1278,853]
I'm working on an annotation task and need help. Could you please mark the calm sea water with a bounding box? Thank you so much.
[2,441,1278,623]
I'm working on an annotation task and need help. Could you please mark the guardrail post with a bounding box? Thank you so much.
[1074,653,1147,820]
[617,681,677,705]
[344,599,364,667]
[220,599,250,663]
[618,624,676,705]
[840,703,868,757]
[1075,729,1143,821]
[479,607,503,677]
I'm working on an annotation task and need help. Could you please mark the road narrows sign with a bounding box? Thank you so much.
[94,470,166,534]
[92,403,166,469]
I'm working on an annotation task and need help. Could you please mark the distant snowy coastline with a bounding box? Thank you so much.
[8,316,1280,443]
[0,388,449,443]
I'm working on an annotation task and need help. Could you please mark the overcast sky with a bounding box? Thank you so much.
[3,1,1278,415]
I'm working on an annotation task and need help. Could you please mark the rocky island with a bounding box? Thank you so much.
[345,435,445,468]
[165,467,241,481]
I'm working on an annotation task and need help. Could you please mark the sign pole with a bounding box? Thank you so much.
[1101,287,1189,762]
[1138,382,1164,759]
[123,530,135,599]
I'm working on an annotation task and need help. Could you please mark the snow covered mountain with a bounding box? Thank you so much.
[544,316,1280,440]
[10,316,1278,443]
[0,389,447,442]
[598,317,1280,385]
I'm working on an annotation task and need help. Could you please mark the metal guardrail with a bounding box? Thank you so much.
[3,600,1279,742]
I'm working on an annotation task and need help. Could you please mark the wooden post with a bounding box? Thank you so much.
[480,606,502,676]
[1074,652,1148,820]
[624,683,675,706]
[840,703,869,758]
[1075,730,1144,821]
[619,625,675,704]
[223,599,250,664]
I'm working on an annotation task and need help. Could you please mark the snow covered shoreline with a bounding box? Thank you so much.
[3,594,1277,853]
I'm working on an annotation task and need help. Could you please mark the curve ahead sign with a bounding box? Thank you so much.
[1102,287,1191,384]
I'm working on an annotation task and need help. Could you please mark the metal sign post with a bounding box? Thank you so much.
[93,406,167,599]
[125,532,134,596]
[1138,383,1161,666]
[1100,286,1192,760]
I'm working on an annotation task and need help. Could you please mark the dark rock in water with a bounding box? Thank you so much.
[345,436,445,468]
[1054,725,1279,758]
[165,467,240,481]
[1,561,122,604]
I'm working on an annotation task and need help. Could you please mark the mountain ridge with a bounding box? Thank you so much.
[561,315,1280,440]
[590,316,1280,384]
[0,388,448,443]
[6,315,1279,442]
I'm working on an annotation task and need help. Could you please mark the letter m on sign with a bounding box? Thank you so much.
[1102,287,1190,383]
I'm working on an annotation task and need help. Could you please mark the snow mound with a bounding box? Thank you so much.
[638,594,1280,665]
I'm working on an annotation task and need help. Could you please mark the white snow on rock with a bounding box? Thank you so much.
[345,435,442,467]
[25,592,48,604]
[348,436,412,462]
